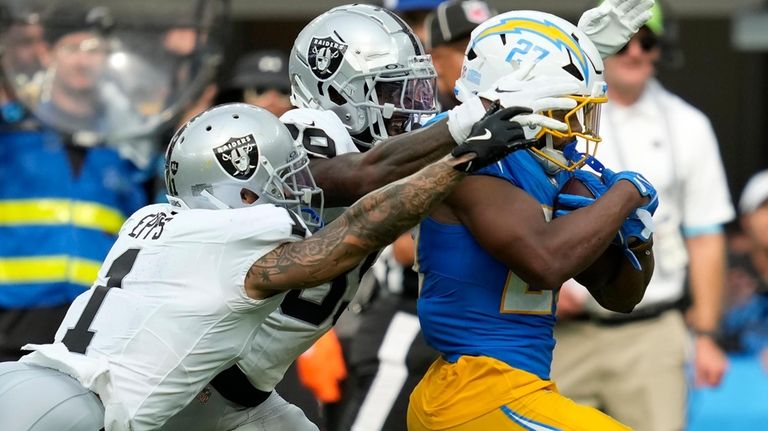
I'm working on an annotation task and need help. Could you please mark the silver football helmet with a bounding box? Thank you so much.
[289,3,438,148]
[164,103,323,229]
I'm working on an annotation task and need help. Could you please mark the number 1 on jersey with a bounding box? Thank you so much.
[62,249,140,354]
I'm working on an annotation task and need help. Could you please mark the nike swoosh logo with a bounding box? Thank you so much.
[465,128,492,142]
[494,87,520,93]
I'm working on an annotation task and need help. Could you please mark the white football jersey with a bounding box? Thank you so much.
[283,107,359,224]
[229,108,369,392]
[238,251,379,392]
[21,203,308,431]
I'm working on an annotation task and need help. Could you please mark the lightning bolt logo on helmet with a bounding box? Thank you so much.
[473,17,592,85]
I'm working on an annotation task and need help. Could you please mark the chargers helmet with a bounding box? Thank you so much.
[455,10,608,172]
[164,103,323,229]
[289,3,438,148]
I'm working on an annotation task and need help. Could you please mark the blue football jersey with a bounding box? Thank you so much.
[416,149,569,380]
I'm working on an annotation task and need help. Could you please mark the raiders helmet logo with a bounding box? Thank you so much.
[213,134,259,180]
[308,36,348,81]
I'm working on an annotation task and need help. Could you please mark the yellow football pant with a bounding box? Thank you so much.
[408,356,631,431]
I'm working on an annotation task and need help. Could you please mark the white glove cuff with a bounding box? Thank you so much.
[447,95,486,145]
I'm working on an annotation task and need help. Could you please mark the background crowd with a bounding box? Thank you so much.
[1,0,767,430]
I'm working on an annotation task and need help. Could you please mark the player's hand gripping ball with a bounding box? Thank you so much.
[554,171,624,287]
[553,170,605,218]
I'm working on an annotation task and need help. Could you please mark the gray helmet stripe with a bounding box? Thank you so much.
[379,7,423,56]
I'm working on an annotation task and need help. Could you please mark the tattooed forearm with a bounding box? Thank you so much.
[246,154,470,294]
[247,218,349,288]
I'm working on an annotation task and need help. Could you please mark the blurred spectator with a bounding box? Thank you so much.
[215,50,292,116]
[687,170,768,431]
[720,171,768,361]
[171,83,218,133]
[423,0,494,109]
[30,6,160,168]
[37,27,113,143]
[1,0,223,362]
[0,8,147,361]
[553,2,735,430]
[383,0,444,43]
[0,8,48,103]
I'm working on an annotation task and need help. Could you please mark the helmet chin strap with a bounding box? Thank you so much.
[200,189,231,210]
[532,134,569,175]
[363,108,389,147]
[290,75,318,110]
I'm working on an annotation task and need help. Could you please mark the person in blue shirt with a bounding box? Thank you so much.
[0,11,148,361]
[0,0,228,361]
[721,171,768,362]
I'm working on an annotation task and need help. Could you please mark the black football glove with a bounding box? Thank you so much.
[451,103,537,173]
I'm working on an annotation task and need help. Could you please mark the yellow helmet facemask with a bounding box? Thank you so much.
[530,94,608,172]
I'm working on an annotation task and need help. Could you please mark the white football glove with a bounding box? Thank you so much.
[578,0,655,59]
[447,64,579,144]
[479,73,579,133]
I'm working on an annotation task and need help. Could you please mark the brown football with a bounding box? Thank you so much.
[554,175,595,217]
[559,175,596,199]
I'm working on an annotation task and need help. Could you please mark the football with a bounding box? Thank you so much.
[554,174,596,217]
[560,175,595,199]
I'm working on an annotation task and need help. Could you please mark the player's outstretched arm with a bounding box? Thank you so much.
[312,79,577,207]
[246,154,465,299]
[246,106,535,299]
[310,118,456,207]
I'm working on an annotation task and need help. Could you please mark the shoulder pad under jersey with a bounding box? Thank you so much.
[280,108,358,159]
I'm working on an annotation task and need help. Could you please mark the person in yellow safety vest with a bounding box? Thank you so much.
[0,9,148,361]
